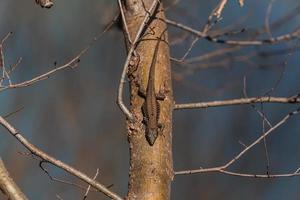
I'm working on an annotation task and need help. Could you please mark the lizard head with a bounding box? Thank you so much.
[146,128,158,146]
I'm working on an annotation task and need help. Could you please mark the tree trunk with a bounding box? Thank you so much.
[0,158,28,200]
[121,1,173,199]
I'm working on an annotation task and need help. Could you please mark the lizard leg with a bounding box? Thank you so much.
[156,81,169,100]
[157,80,170,100]
[158,123,164,132]
[156,91,166,100]
[158,123,165,140]
[138,87,147,98]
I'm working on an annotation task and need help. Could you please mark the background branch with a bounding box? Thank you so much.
[175,107,300,177]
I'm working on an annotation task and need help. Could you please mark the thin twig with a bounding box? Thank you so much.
[265,0,275,37]
[224,108,299,168]
[56,195,63,200]
[243,78,272,174]
[261,105,271,175]
[179,1,223,62]
[174,96,300,110]
[0,33,12,86]
[0,57,23,84]
[37,161,98,192]
[3,106,25,119]
[118,0,132,44]
[83,168,99,200]
[214,0,228,18]
[1,32,12,44]
[242,77,273,128]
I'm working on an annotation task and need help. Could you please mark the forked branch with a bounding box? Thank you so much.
[175,107,300,178]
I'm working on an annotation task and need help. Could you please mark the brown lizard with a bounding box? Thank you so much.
[139,37,165,146]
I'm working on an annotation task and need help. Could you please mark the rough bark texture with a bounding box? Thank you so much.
[122,1,173,200]
[0,158,28,200]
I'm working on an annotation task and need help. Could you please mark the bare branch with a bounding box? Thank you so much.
[0,32,13,87]
[176,167,300,178]
[265,0,275,37]
[0,116,123,200]
[174,96,300,110]
[3,106,25,119]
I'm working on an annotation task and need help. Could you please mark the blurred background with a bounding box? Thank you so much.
[0,0,300,199]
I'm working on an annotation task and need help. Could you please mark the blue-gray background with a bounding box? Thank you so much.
[0,0,300,199]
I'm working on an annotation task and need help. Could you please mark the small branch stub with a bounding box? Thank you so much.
[35,0,53,8]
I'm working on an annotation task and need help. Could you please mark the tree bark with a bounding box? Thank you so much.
[121,1,173,199]
[0,158,28,200]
